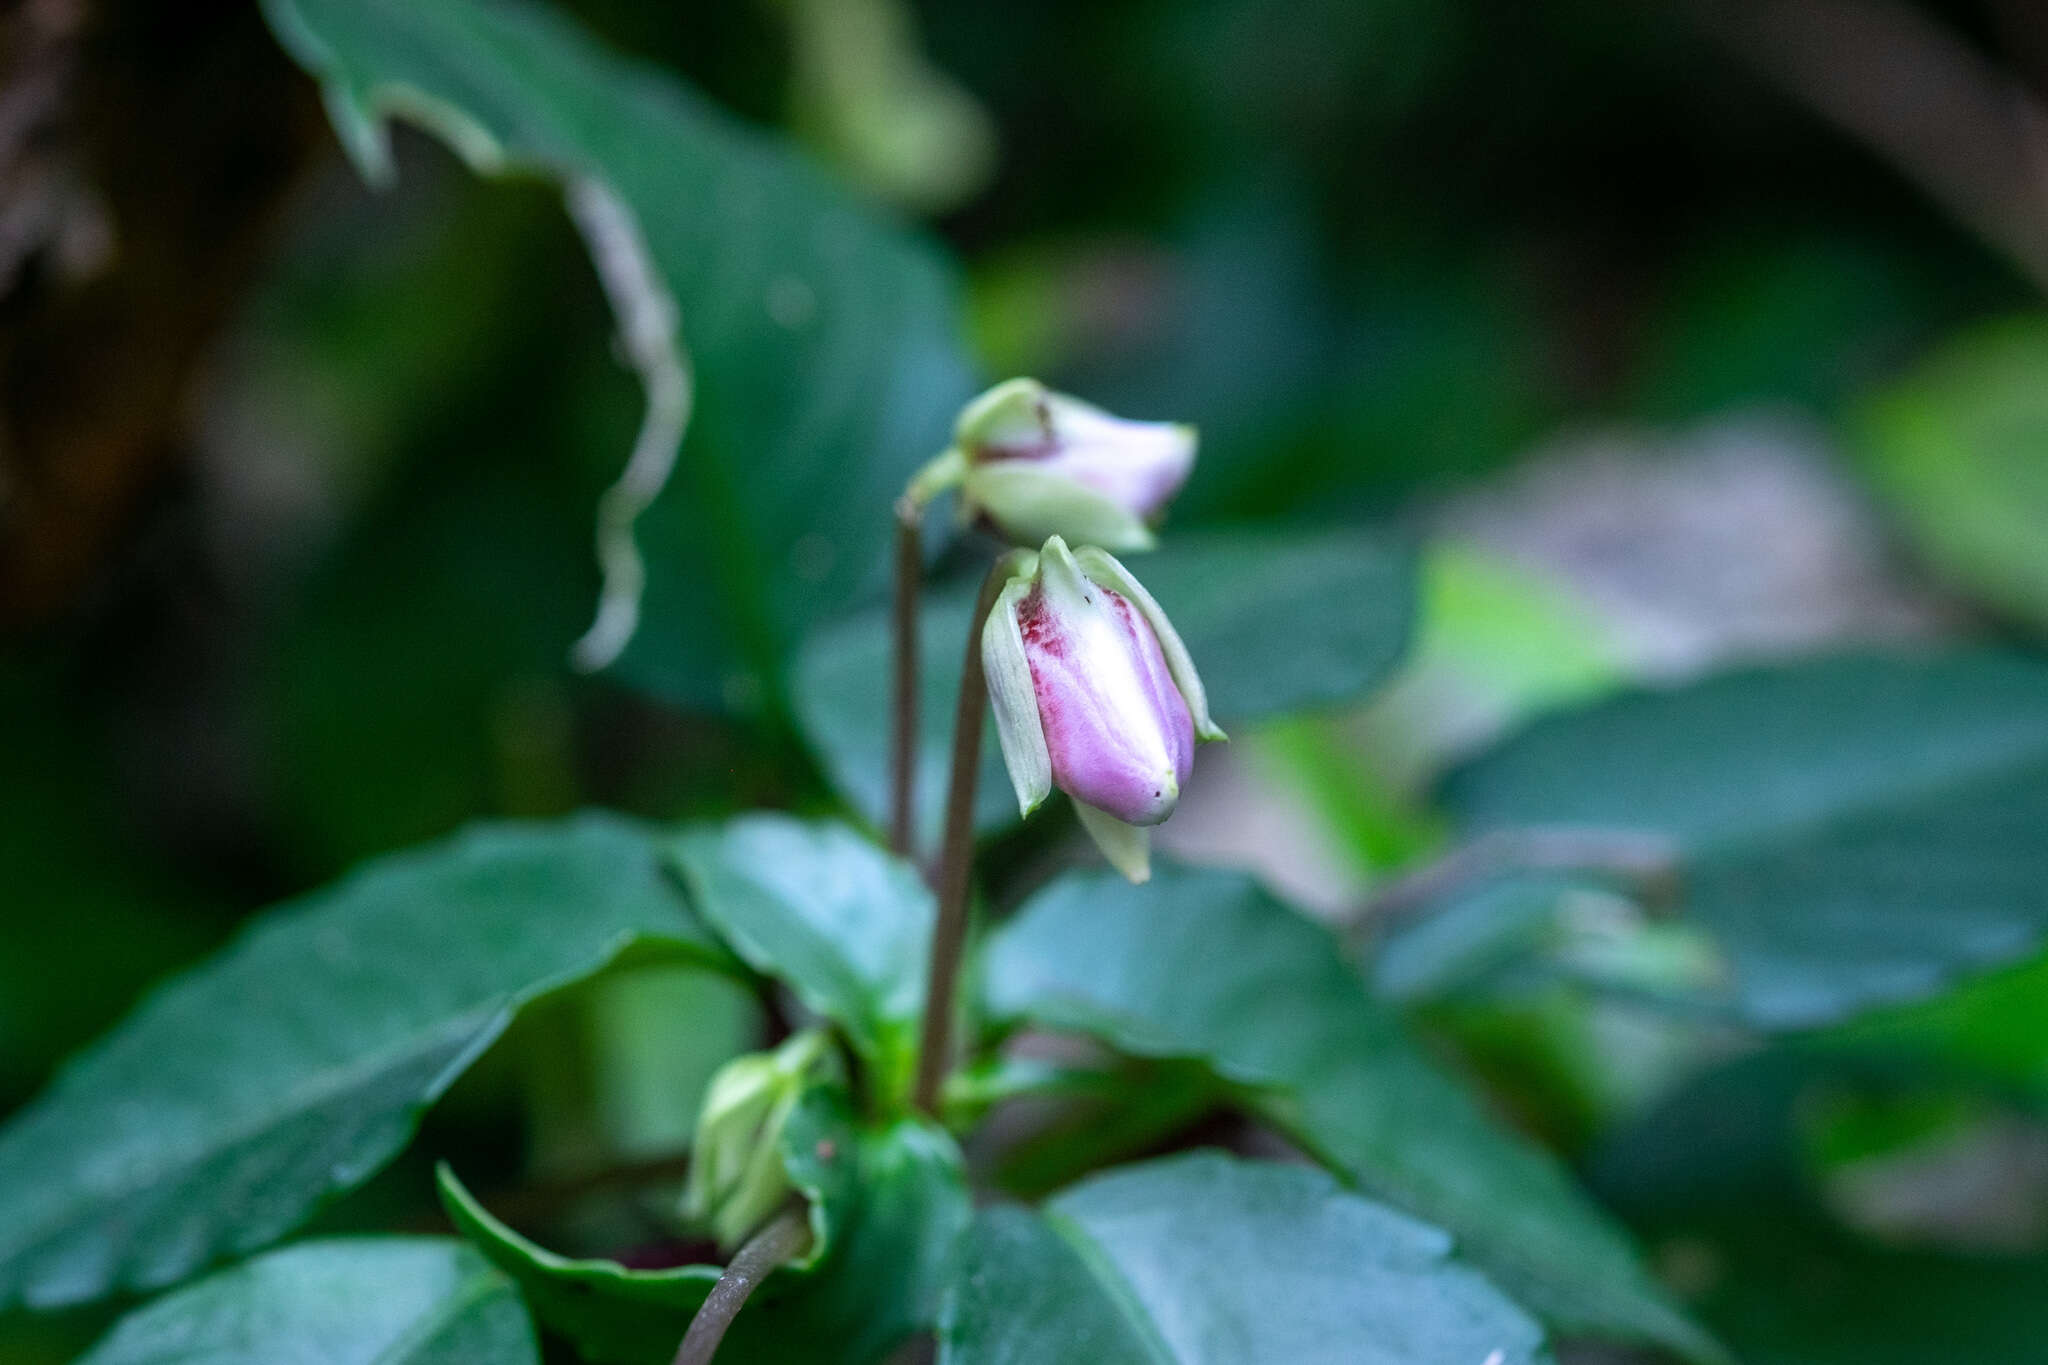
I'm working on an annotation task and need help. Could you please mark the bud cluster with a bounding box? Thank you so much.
[918,378,1222,882]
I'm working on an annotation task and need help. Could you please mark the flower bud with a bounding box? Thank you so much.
[684,1030,828,1252]
[982,536,1224,881]
[913,378,1196,551]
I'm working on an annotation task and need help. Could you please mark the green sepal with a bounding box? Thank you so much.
[1072,800,1151,883]
[962,462,1156,552]
[952,376,1047,447]
[981,552,1050,818]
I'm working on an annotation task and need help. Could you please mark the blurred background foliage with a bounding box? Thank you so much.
[5,0,2048,1360]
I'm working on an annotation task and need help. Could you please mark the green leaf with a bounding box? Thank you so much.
[984,1058,1222,1199]
[670,816,932,1106]
[792,526,1417,848]
[979,862,1721,1362]
[1858,315,2048,632]
[261,0,975,712]
[74,1238,536,1365]
[1656,1204,2048,1365]
[439,1170,712,1365]
[939,1152,1550,1365]
[0,664,222,1096]
[442,1089,969,1365]
[1442,648,2048,1028]
[1827,951,2048,1104]
[1594,1048,2048,1365]
[0,814,730,1310]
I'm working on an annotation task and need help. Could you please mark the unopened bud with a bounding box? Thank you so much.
[912,378,1196,551]
[684,1030,828,1252]
[981,536,1224,881]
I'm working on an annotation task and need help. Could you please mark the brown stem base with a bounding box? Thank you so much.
[671,1202,814,1365]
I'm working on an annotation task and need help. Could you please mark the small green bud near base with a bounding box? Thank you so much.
[684,1029,830,1253]
[909,378,1196,551]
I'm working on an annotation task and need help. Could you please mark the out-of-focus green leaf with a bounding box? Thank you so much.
[939,1152,1551,1365]
[225,168,628,872]
[1263,542,1623,879]
[261,0,975,713]
[792,526,1416,849]
[1858,315,2048,632]
[74,1239,536,1365]
[1630,233,1933,421]
[1653,1206,2048,1365]
[1373,873,1732,1151]
[442,1089,967,1365]
[1596,1049,2048,1365]
[269,454,595,870]
[0,815,730,1310]
[584,966,761,1159]
[1443,649,2048,1029]
[670,816,932,1108]
[1825,951,2048,1104]
[978,863,1722,1362]
[1346,543,1623,795]
[0,667,220,1098]
[1371,873,1599,1003]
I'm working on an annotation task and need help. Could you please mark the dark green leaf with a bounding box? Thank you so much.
[438,1167,717,1365]
[74,1239,536,1365]
[670,816,932,1106]
[0,665,221,1097]
[1442,649,2048,1028]
[979,863,1720,1362]
[983,1058,1222,1199]
[1654,1204,2048,1365]
[1594,1048,2048,1365]
[940,1152,1550,1365]
[1827,951,2048,1104]
[792,526,1417,848]
[442,1089,968,1365]
[1858,316,2048,632]
[0,814,729,1310]
[261,0,975,711]
[771,1107,971,1364]
[1370,872,1595,1003]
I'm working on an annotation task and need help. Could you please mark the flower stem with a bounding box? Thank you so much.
[911,562,1008,1117]
[889,497,922,858]
[671,1201,813,1365]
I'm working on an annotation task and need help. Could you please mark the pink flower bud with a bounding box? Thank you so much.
[913,379,1197,552]
[983,537,1224,881]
